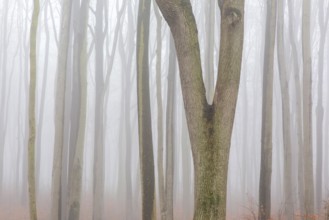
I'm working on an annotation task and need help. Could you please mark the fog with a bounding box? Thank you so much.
[0,0,328,219]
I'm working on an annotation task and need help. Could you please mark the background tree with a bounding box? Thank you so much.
[67,0,90,219]
[28,0,40,219]
[51,0,73,219]
[302,0,315,215]
[315,0,329,212]
[136,0,156,219]
[277,0,294,218]
[258,0,276,218]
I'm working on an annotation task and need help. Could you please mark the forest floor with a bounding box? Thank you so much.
[0,191,328,219]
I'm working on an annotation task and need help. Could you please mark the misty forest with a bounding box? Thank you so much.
[1,0,329,219]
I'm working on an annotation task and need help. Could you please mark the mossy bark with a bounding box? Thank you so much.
[155,0,245,219]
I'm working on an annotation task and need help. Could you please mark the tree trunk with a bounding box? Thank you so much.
[0,0,10,193]
[136,0,156,219]
[28,0,40,219]
[93,0,106,219]
[36,0,50,192]
[154,3,166,219]
[315,1,329,212]
[156,0,245,219]
[277,0,294,218]
[258,0,276,219]
[286,0,305,213]
[302,0,315,215]
[51,0,73,219]
[67,0,90,219]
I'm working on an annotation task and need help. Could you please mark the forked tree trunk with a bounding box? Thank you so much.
[155,0,245,219]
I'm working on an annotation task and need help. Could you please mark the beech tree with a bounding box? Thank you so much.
[258,0,276,219]
[302,0,315,216]
[155,0,245,218]
[136,0,156,219]
[28,0,40,219]
[51,0,73,219]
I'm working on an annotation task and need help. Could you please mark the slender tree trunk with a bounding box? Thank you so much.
[156,0,245,219]
[287,0,304,213]
[28,0,40,219]
[258,0,276,219]
[36,0,50,192]
[51,0,73,219]
[154,3,166,219]
[115,3,133,218]
[315,1,329,212]
[277,0,294,218]
[67,0,90,219]
[93,0,106,219]
[136,0,156,219]
[302,0,315,215]
[165,37,176,220]
[0,0,10,193]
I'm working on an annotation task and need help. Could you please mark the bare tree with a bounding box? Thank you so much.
[93,0,107,218]
[136,0,156,219]
[258,1,276,219]
[67,0,90,219]
[51,0,73,219]
[155,0,245,218]
[302,0,315,215]
[277,0,294,218]
[315,0,329,212]
[28,0,40,218]
[286,0,304,212]
[154,3,166,219]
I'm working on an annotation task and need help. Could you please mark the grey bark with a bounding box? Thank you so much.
[258,0,276,219]
[156,0,245,218]
[136,0,156,218]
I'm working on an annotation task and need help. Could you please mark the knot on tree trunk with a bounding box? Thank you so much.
[224,7,242,27]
